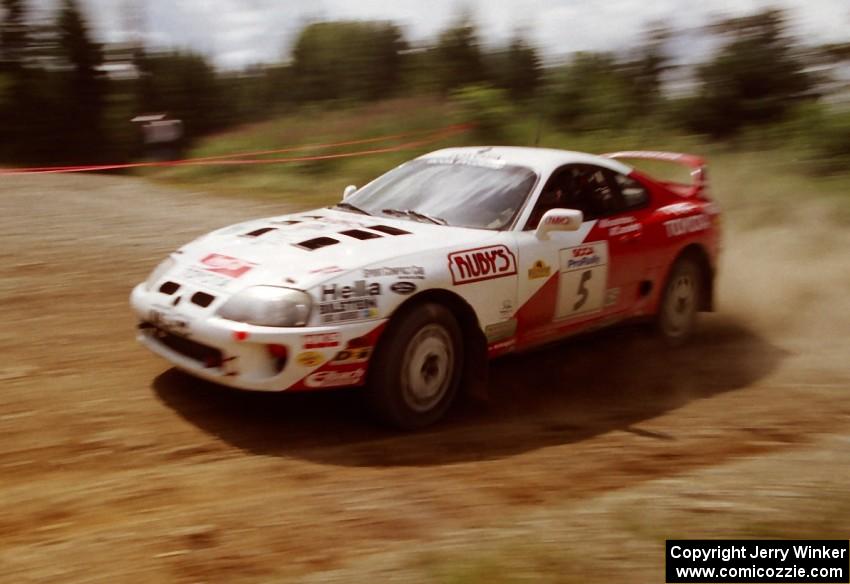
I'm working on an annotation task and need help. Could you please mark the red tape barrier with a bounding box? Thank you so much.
[1,123,472,176]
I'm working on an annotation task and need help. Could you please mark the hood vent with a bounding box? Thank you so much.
[340,229,382,240]
[295,236,339,251]
[367,224,411,236]
[244,227,276,237]
[159,281,180,295]
[191,292,215,308]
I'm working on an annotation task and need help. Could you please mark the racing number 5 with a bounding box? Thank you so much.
[573,270,591,311]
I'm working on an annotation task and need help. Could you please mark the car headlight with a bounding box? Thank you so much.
[145,257,176,290]
[217,286,311,327]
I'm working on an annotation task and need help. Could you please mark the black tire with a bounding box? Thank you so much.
[656,255,703,346]
[366,302,463,430]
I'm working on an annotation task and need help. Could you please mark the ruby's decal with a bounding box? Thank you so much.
[448,245,517,285]
[200,253,256,278]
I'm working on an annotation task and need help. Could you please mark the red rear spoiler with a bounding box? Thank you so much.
[603,151,708,198]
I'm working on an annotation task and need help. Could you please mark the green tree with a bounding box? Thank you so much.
[0,0,27,71]
[56,0,106,161]
[685,9,817,136]
[135,51,224,139]
[291,21,406,103]
[621,23,671,117]
[544,52,634,132]
[490,32,542,102]
[431,16,486,94]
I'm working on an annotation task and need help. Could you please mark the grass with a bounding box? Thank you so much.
[142,97,850,224]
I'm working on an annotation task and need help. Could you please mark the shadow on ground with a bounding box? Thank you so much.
[153,315,786,466]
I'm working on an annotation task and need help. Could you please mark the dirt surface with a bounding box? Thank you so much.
[1,173,849,583]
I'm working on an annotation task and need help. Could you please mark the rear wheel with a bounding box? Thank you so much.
[366,303,463,429]
[657,255,702,346]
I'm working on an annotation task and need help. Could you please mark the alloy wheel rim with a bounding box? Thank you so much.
[400,324,454,413]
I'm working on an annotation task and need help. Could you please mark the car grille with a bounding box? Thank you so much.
[144,324,223,367]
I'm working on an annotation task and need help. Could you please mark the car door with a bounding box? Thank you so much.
[512,164,650,347]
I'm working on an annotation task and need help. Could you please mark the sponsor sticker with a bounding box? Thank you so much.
[484,319,517,343]
[660,202,700,216]
[303,332,340,349]
[390,281,417,295]
[604,287,621,307]
[488,337,517,354]
[332,347,372,364]
[296,351,325,367]
[599,216,641,236]
[527,260,551,280]
[318,280,381,324]
[200,253,256,278]
[499,298,514,318]
[309,265,345,275]
[362,265,426,279]
[448,245,517,285]
[179,266,232,289]
[560,242,608,272]
[305,368,365,388]
[663,214,711,238]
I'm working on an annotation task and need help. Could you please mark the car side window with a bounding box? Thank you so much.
[613,173,649,210]
[524,165,647,230]
[524,166,581,230]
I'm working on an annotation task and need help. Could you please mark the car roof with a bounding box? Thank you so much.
[418,146,634,176]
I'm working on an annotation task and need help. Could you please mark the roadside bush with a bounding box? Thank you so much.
[452,84,513,142]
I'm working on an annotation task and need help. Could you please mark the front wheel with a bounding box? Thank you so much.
[366,303,463,429]
[657,255,702,346]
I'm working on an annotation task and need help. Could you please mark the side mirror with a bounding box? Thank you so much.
[342,185,357,200]
[535,208,583,240]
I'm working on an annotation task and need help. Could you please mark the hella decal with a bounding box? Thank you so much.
[200,253,256,278]
[448,245,517,285]
[318,280,381,324]
[390,281,417,295]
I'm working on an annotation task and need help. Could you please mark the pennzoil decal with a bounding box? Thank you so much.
[448,245,517,285]
[296,351,325,367]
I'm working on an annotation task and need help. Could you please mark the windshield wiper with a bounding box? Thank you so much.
[334,202,371,216]
[382,208,447,225]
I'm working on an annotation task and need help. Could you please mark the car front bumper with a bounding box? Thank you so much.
[130,284,386,391]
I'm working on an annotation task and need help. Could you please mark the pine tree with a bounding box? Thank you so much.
[56,0,106,161]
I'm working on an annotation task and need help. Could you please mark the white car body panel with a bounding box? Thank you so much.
[131,146,719,393]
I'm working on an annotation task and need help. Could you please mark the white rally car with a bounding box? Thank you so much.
[132,147,720,428]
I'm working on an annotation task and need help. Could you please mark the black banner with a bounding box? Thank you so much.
[666,540,849,583]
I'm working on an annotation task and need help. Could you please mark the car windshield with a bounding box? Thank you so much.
[344,159,537,230]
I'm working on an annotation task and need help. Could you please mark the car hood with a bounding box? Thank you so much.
[169,208,500,293]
